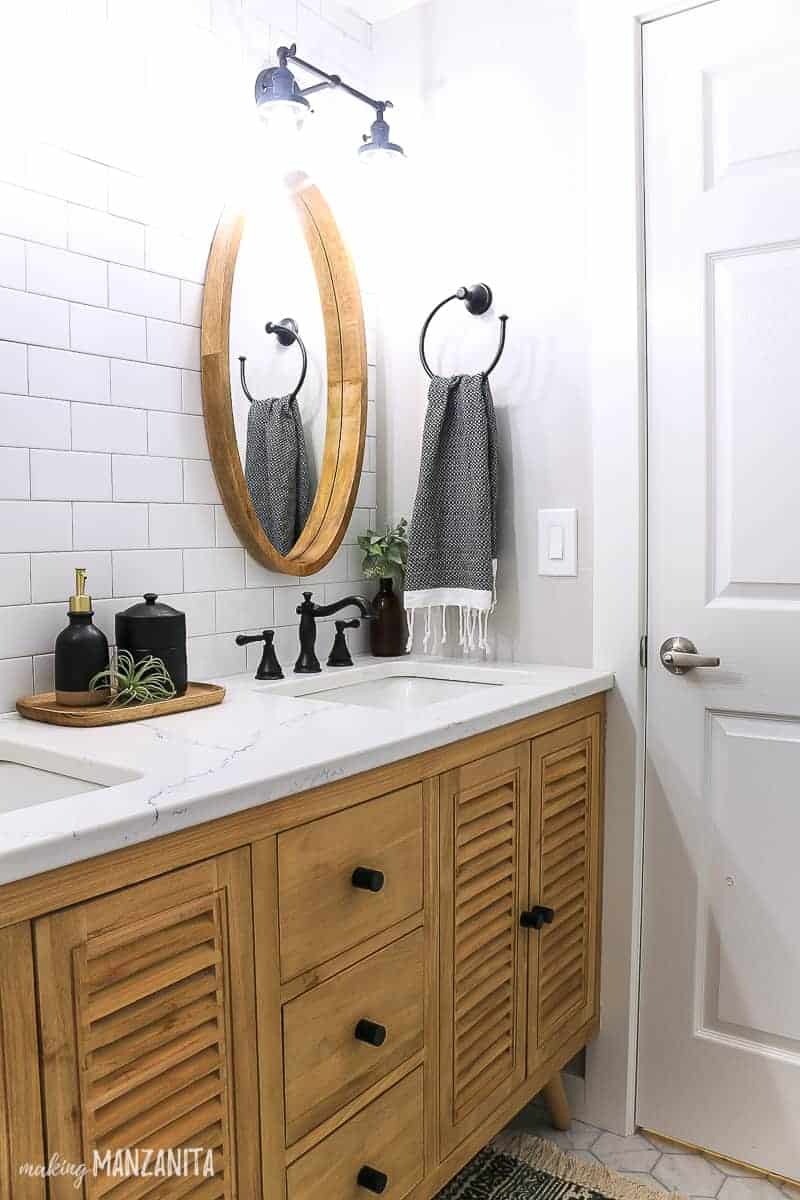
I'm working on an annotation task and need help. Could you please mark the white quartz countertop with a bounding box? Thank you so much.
[0,656,613,887]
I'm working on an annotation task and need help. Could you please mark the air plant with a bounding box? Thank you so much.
[90,649,177,707]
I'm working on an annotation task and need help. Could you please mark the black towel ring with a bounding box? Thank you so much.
[239,317,308,403]
[419,283,508,380]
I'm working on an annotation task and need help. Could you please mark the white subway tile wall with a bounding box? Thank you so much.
[0,0,378,710]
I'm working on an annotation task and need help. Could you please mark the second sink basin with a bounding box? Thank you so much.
[0,761,105,815]
[0,745,140,817]
[301,674,498,711]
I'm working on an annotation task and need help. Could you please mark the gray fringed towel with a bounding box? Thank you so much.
[404,373,498,652]
[245,395,312,556]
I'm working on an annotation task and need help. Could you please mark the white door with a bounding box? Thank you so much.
[640,0,800,1179]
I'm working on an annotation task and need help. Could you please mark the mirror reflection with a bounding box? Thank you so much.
[229,187,327,555]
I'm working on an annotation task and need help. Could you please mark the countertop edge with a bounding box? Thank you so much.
[0,669,613,888]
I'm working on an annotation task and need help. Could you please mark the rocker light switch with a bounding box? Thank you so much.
[538,509,578,577]
[548,526,564,561]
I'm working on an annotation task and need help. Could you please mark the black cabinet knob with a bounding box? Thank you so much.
[520,905,555,930]
[355,1018,387,1047]
[352,867,385,893]
[357,1166,388,1194]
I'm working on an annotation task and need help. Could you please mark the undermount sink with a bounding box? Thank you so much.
[276,668,504,712]
[303,675,499,710]
[0,761,104,815]
[0,752,139,816]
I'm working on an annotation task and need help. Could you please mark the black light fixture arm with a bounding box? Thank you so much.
[278,44,393,116]
[239,317,308,404]
[419,284,509,380]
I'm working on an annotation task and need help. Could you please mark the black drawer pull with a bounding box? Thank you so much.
[352,867,385,892]
[520,905,555,930]
[355,1018,387,1047]
[357,1166,388,1194]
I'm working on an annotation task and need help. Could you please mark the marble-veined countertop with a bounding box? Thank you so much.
[0,656,613,886]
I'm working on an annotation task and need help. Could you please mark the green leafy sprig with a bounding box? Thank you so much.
[90,649,177,707]
[358,518,409,581]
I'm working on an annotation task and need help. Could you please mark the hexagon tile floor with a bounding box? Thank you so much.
[505,1103,800,1200]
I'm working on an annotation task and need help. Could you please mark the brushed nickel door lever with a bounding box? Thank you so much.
[659,636,720,675]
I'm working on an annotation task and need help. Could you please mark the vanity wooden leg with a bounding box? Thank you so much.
[542,1073,571,1131]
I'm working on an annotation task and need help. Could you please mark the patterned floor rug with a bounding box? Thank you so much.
[436,1132,678,1200]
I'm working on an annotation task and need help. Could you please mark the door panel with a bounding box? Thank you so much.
[710,244,800,604]
[528,717,602,1074]
[34,852,260,1199]
[439,744,529,1158]
[642,1,800,1178]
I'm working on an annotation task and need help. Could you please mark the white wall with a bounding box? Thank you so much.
[373,0,593,666]
[0,0,380,711]
[372,0,649,1131]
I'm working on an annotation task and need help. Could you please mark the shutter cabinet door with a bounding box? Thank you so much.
[34,851,260,1200]
[0,922,46,1199]
[528,715,603,1074]
[439,744,529,1158]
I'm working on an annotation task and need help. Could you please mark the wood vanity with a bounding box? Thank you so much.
[0,690,604,1200]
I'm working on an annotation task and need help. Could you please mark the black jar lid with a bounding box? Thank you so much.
[115,593,186,650]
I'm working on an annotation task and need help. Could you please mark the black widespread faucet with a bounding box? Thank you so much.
[295,591,372,673]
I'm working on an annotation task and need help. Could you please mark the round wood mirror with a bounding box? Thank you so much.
[201,171,367,575]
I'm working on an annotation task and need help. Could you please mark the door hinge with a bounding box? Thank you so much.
[639,634,648,669]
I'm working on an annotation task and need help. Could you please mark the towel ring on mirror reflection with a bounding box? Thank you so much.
[418,283,509,380]
[239,317,309,403]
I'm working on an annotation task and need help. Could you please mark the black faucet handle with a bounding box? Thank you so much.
[235,629,283,680]
[328,618,360,668]
[235,630,270,646]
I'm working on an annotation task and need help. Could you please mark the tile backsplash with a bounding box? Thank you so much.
[0,0,378,711]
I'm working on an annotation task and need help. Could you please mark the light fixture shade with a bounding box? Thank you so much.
[258,98,310,135]
[358,111,405,163]
[255,64,311,126]
[358,142,405,167]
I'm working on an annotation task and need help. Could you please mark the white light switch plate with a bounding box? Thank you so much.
[538,508,578,576]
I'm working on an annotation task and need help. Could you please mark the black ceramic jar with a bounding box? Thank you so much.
[115,594,188,697]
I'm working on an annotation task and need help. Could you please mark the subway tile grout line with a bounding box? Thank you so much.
[0,230,209,287]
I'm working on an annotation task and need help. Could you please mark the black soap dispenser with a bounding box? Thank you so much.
[54,569,110,707]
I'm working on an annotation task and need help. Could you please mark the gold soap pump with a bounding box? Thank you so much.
[70,568,92,613]
[54,568,110,707]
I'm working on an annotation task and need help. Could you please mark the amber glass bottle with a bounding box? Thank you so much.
[369,577,406,657]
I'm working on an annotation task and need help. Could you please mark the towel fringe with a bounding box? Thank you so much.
[406,601,492,656]
[405,607,415,653]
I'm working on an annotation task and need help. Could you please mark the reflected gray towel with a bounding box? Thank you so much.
[245,395,312,556]
[404,373,498,653]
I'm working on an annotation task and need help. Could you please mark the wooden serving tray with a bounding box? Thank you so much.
[16,682,226,728]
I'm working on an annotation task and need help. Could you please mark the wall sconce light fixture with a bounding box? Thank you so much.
[255,44,405,164]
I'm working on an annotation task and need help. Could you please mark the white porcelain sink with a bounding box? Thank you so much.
[0,761,105,814]
[301,674,499,711]
[0,750,139,816]
[269,661,510,711]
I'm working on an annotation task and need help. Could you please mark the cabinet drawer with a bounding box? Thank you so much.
[278,784,424,980]
[284,928,424,1144]
[287,1067,424,1200]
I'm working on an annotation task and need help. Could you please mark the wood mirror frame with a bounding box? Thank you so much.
[201,172,367,576]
